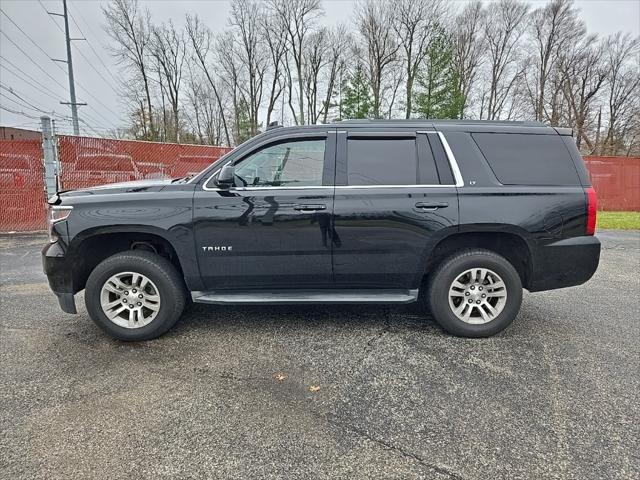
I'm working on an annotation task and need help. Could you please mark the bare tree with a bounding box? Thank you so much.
[392,0,447,118]
[103,0,155,139]
[261,12,288,126]
[151,21,186,142]
[185,14,231,146]
[217,31,246,144]
[303,28,329,124]
[452,1,486,118]
[601,33,640,154]
[229,0,268,135]
[482,0,529,120]
[321,25,349,124]
[300,26,348,124]
[558,34,607,151]
[355,0,399,118]
[528,0,583,122]
[185,66,225,145]
[269,0,323,125]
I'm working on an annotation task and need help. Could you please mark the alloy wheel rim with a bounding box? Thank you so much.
[448,268,507,324]
[100,272,161,329]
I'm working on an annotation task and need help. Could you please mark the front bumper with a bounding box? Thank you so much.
[528,235,601,292]
[42,241,77,314]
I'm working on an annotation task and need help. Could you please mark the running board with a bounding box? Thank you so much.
[191,289,419,305]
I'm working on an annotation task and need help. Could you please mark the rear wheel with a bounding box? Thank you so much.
[427,249,522,337]
[85,250,185,341]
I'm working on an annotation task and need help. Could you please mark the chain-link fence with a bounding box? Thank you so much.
[0,139,47,231]
[57,136,231,191]
[584,156,640,211]
[0,134,231,231]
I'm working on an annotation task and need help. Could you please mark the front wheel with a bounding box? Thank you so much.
[85,250,185,341]
[427,249,523,337]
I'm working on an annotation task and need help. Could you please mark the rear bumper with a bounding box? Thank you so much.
[42,241,77,314]
[528,236,601,292]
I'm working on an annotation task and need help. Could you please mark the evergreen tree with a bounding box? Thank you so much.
[234,98,254,144]
[340,64,374,119]
[413,31,466,119]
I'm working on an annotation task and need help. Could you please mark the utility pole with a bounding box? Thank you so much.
[47,0,86,135]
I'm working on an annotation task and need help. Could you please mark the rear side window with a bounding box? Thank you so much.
[472,133,580,185]
[347,138,417,185]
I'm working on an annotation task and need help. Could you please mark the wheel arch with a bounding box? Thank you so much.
[67,225,196,293]
[424,227,534,289]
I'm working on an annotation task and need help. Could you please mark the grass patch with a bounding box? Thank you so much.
[597,211,640,230]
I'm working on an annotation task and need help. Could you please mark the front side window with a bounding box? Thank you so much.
[347,138,418,186]
[233,139,325,187]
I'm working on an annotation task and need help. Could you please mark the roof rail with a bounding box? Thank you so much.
[338,118,546,127]
[266,121,283,130]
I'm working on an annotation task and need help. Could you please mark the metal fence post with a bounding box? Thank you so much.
[41,116,58,197]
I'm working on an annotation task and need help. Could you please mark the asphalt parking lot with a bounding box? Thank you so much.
[1,231,638,479]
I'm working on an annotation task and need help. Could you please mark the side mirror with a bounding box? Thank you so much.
[216,164,235,188]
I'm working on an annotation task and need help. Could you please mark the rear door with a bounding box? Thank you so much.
[193,130,336,290]
[332,129,460,289]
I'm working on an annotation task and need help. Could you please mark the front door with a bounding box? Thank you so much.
[194,131,336,290]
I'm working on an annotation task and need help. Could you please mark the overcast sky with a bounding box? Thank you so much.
[0,0,638,134]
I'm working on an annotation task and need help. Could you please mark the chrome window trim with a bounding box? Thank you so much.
[203,184,456,192]
[201,130,465,191]
[335,184,454,189]
[435,131,465,188]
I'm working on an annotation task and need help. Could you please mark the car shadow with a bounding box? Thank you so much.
[170,302,439,336]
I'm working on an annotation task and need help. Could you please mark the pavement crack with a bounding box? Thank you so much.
[324,415,466,480]
[362,308,392,356]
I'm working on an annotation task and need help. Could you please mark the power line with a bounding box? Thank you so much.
[0,67,116,130]
[0,86,54,116]
[0,92,74,126]
[0,92,52,117]
[2,3,125,137]
[0,57,66,99]
[67,3,122,88]
[0,31,70,93]
[0,80,114,135]
[37,2,120,95]
[37,0,122,119]
[0,7,67,74]
[0,105,42,120]
[0,83,73,120]
[0,30,119,131]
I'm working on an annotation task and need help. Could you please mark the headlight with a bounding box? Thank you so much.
[47,205,73,243]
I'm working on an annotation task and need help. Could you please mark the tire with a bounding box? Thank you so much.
[427,249,522,337]
[85,250,186,341]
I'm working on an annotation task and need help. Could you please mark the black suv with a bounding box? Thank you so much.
[43,120,600,340]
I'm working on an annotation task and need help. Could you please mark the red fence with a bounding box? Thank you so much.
[0,135,230,231]
[58,136,231,191]
[0,139,47,231]
[583,156,640,211]
[0,137,637,232]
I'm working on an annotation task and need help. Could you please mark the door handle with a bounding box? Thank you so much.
[415,201,449,210]
[293,204,327,211]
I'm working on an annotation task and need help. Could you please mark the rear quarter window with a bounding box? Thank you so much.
[472,133,580,186]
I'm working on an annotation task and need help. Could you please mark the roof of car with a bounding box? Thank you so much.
[336,119,546,127]
[263,118,558,135]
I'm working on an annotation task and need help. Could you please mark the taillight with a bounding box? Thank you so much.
[586,187,597,235]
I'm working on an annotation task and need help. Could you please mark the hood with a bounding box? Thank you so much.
[53,178,175,201]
